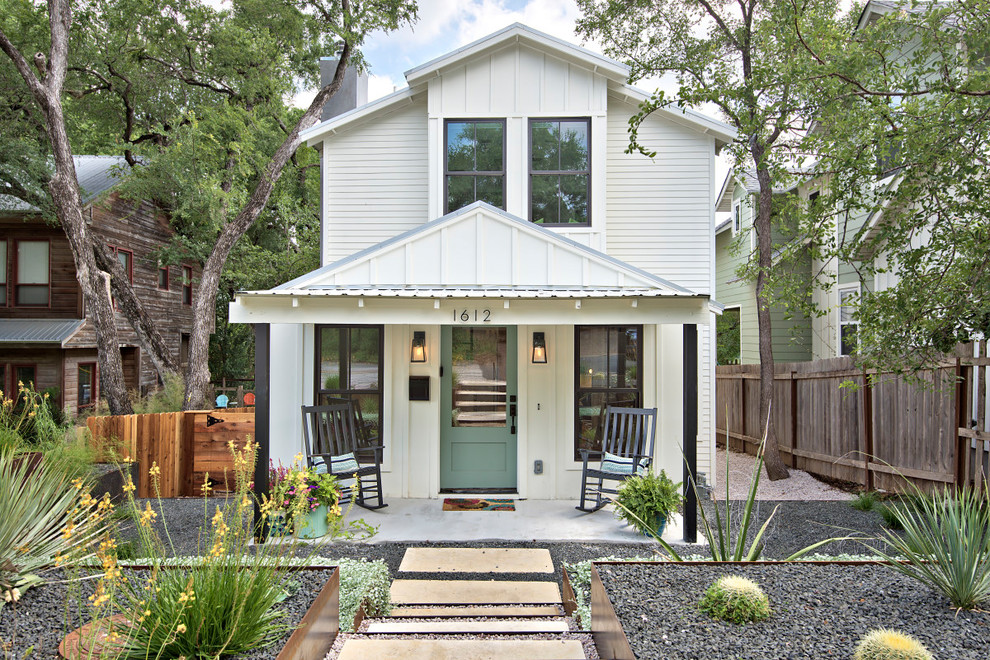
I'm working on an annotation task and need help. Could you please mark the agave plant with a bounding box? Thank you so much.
[0,448,110,608]
[870,481,990,609]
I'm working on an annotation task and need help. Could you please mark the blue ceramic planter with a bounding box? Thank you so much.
[295,503,329,539]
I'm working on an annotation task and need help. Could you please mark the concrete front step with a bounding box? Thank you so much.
[337,639,585,660]
[388,605,563,618]
[398,548,554,574]
[390,579,562,606]
[366,620,570,634]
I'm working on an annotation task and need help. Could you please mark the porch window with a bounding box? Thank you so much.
[530,118,590,226]
[315,325,384,446]
[445,120,505,213]
[78,363,96,408]
[574,325,642,461]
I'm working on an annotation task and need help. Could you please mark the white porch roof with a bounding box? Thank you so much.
[231,203,718,324]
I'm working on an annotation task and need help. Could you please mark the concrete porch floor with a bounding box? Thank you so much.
[339,498,696,545]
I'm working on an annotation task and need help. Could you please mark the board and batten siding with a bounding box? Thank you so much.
[322,97,429,265]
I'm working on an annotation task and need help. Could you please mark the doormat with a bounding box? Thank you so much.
[442,498,515,512]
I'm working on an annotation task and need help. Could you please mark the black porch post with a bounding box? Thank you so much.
[253,323,271,540]
[683,323,698,543]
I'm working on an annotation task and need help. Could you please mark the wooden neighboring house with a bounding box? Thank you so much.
[0,155,197,416]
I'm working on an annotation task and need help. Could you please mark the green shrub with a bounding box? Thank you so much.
[698,575,770,624]
[878,503,904,529]
[853,628,933,660]
[851,491,880,511]
[872,485,990,609]
[131,372,186,414]
[613,469,683,535]
[337,558,391,631]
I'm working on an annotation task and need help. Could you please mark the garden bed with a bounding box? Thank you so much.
[0,567,337,659]
[595,562,990,659]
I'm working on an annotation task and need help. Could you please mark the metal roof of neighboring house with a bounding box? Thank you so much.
[0,155,129,213]
[0,319,85,345]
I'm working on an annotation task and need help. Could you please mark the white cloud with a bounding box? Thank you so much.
[367,74,402,101]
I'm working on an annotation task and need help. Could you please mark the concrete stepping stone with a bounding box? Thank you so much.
[398,548,554,574]
[337,639,586,660]
[390,579,562,606]
[388,605,562,618]
[366,620,570,634]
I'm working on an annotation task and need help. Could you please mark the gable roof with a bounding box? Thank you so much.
[300,24,736,150]
[241,202,701,300]
[1,155,129,213]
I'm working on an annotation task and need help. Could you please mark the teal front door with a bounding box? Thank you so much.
[440,326,518,490]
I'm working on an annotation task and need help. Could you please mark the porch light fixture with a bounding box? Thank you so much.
[532,332,547,364]
[410,331,427,363]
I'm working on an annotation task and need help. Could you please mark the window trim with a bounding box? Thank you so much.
[313,324,386,443]
[158,266,170,291]
[182,266,193,305]
[443,118,507,214]
[837,283,861,357]
[109,246,134,284]
[732,200,741,235]
[77,362,97,409]
[528,117,592,227]
[13,239,51,308]
[572,325,643,462]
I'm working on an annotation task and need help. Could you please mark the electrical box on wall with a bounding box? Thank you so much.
[534,459,543,475]
[409,376,430,401]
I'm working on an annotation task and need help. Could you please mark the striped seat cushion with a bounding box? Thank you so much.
[599,452,649,476]
[312,452,360,475]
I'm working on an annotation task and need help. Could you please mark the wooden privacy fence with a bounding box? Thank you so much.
[86,408,255,498]
[716,350,990,493]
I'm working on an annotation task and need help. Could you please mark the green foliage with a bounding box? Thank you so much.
[851,491,880,511]
[716,309,741,365]
[337,557,391,631]
[877,503,904,530]
[131,372,187,414]
[698,575,771,624]
[853,629,933,660]
[870,484,990,610]
[563,556,655,629]
[0,448,111,609]
[613,470,683,535]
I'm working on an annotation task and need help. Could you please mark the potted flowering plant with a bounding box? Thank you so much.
[268,456,341,539]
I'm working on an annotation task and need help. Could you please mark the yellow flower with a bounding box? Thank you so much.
[139,502,158,527]
[176,623,187,634]
[202,473,212,494]
[123,477,136,494]
[148,463,161,478]
[72,478,84,490]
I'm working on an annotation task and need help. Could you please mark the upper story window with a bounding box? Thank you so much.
[182,266,193,305]
[158,266,169,290]
[108,246,134,283]
[445,119,505,213]
[530,118,590,226]
[732,201,741,235]
[0,240,7,306]
[15,240,49,306]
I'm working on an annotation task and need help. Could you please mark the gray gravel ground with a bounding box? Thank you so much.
[598,562,990,659]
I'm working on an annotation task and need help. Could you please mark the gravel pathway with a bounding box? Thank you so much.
[715,448,853,501]
[598,562,990,659]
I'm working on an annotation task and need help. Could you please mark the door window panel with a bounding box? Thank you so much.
[450,327,507,428]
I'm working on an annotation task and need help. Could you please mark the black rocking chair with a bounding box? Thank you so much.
[576,406,658,513]
[301,402,387,510]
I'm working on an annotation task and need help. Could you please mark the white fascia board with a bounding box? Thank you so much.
[606,86,736,150]
[715,170,735,212]
[300,87,418,146]
[404,23,629,87]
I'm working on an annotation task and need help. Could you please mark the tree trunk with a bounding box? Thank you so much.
[182,48,353,410]
[0,1,133,414]
[753,158,789,480]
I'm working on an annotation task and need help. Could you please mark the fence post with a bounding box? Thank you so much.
[738,373,746,453]
[789,371,798,469]
[954,357,966,488]
[861,370,874,491]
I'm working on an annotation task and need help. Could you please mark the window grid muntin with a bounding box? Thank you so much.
[529,117,591,227]
[444,119,506,214]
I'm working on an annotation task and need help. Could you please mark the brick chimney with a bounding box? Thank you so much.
[319,58,368,121]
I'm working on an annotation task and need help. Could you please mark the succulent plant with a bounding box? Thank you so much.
[698,575,770,624]
[852,629,933,660]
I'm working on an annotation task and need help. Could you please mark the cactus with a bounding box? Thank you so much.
[853,629,933,660]
[698,575,770,624]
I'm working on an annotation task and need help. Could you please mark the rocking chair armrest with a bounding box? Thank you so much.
[578,449,603,469]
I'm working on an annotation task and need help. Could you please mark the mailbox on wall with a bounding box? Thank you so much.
[409,376,430,401]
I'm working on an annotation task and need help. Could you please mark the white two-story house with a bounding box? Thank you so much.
[229,25,733,536]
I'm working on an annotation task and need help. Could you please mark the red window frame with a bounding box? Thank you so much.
[0,239,8,307]
[77,362,97,408]
[158,266,169,291]
[13,239,51,308]
[182,266,193,305]
[108,245,134,284]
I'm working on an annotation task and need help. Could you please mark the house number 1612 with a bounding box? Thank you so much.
[454,309,492,323]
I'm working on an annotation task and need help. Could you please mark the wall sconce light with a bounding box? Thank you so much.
[532,331,547,364]
[410,331,427,363]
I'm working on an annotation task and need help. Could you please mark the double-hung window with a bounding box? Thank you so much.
[15,240,49,306]
[445,120,505,213]
[530,118,590,225]
[838,285,860,356]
